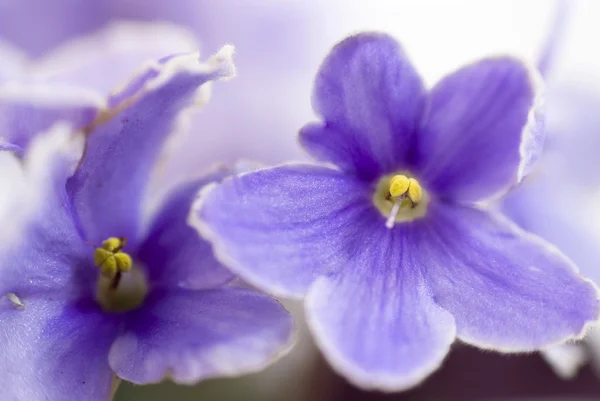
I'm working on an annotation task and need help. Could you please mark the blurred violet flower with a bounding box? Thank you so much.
[0,1,324,170]
[194,33,599,391]
[0,22,201,152]
[0,48,292,401]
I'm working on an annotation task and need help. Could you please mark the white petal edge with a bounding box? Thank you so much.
[517,62,546,182]
[0,123,84,253]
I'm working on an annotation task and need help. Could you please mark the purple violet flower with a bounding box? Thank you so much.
[195,33,600,391]
[0,48,292,401]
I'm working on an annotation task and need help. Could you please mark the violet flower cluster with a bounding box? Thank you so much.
[0,46,292,401]
[0,3,599,400]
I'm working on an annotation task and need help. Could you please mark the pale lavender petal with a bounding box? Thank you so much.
[194,164,372,298]
[111,0,315,72]
[543,82,600,187]
[305,219,455,391]
[109,288,292,384]
[0,83,101,150]
[417,58,541,203]
[299,33,426,182]
[0,297,118,401]
[0,124,92,299]
[0,39,28,82]
[138,167,234,290]
[424,202,598,351]
[541,342,588,379]
[66,48,235,245]
[34,21,198,102]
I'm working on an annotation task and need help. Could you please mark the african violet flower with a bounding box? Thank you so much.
[195,33,600,391]
[0,48,292,401]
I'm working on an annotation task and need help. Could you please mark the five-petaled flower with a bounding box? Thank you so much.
[0,47,292,401]
[196,33,600,391]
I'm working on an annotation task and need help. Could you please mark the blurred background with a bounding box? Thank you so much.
[2,0,600,399]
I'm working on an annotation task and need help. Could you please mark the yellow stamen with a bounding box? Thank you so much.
[389,175,410,198]
[93,237,132,279]
[101,237,123,252]
[407,177,422,204]
[114,253,132,273]
[373,172,428,227]
[388,175,423,206]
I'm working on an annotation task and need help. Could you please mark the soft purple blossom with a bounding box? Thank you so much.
[0,48,292,401]
[0,22,201,153]
[0,0,322,169]
[195,33,599,391]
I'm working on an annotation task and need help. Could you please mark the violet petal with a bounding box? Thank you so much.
[109,288,292,384]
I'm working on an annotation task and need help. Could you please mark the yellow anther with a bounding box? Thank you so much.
[93,237,132,278]
[389,175,410,198]
[389,175,423,205]
[102,237,123,252]
[114,252,132,273]
[407,178,422,204]
[374,172,428,226]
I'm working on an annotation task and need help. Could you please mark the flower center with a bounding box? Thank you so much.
[372,173,429,228]
[94,237,148,313]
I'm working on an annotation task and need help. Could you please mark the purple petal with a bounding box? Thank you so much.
[0,297,118,401]
[299,33,426,182]
[0,83,101,150]
[138,167,234,290]
[424,202,598,351]
[417,57,541,203]
[194,164,372,298]
[0,124,92,299]
[108,288,292,384]
[0,143,23,156]
[35,21,199,102]
[501,162,600,286]
[66,47,235,245]
[305,224,456,391]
